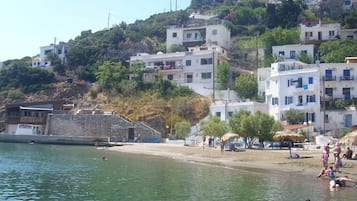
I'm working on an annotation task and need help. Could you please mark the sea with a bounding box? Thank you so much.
[0,142,355,201]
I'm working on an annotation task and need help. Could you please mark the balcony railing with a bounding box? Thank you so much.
[322,76,336,81]
[340,75,354,81]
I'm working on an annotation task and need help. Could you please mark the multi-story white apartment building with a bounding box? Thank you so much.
[130,45,229,96]
[272,44,315,61]
[264,61,321,130]
[32,42,69,67]
[166,13,231,51]
[300,21,340,43]
[260,58,357,133]
[319,61,357,132]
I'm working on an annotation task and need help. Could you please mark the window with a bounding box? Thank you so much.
[272,97,279,105]
[201,72,212,79]
[343,88,351,100]
[194,33,198,39]
[288,79,291,87]
[325,88,333,97]
[329,30,335,37]
[200,58,213,65]
[306,95,316,103]
[185,60,191,66]
[186,33,192,39]
[212,29,217,35]
[167,74,173,80]
[172,32,177,37]
[290,51,296,59]
[308,77,313,84]
[298,96,303,105]
[278,51,285,56]
[285,96,293,105]
[216,112,221,117]
[228,112,233,117]
[296,77,303,88]
[301,50,307,54]
[343,69,351,80]
[305,32,313,38]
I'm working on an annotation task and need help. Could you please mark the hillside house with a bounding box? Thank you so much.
[300,21,340,44]
[5,100,66,135]
[166,13,231,51]
[272,44,315,61]
[130,45,229,96]
[32,42,69,67]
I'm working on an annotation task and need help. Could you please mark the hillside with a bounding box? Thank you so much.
[0,77,210,135]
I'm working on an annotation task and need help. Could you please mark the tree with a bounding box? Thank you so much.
[254,111,280,147]
[344,8,357,29]
[229,110,251,146]
[315,0,344,20]
[235,73,258,100]
[216,62,231,90]
[175,121,191,141]
[230,110,280,148]
[297,51,313,64]
[96,61,128,92]
[285,109,304,124]
[199,114,228,138]
[319,39,357,63]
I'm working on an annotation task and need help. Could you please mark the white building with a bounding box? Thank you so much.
[272,44,315,61]
[210,100,269,122]
[166,13,231,51]
[319,61,357,131]
[300,21,340,43]
[259,59,357,133]
[130,45,229,97]
[264,61,321,129]
[32,42,69,67]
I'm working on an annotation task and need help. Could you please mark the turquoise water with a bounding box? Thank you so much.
[0,143,355,201]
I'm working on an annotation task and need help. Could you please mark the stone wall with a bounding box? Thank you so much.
[46,114,161,142]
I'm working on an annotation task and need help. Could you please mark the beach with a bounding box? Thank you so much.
[108,143,357,179]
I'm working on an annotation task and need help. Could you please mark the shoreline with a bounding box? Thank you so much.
[107,143,357,179]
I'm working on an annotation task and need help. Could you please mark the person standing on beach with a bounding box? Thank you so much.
[322,150,329,168]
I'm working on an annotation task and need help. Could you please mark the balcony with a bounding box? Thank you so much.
[322,76,336,81]
[20,116,47,124]
[340,75,354,81]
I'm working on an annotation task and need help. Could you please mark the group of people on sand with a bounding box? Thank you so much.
[317,142,357,190]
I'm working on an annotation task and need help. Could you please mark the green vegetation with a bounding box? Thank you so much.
[285,109,305,124]
[229,110,281,148]
[0,60,54,95]
[235,73,258,100]
[199,114,228,138]
[319,39,357,63]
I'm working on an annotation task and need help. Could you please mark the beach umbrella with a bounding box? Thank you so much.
[339,130,357,145]
[273,130,305,142]
[221,132,239,142]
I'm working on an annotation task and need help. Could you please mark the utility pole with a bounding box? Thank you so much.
[107,12,110,29]
[212,50,216,103]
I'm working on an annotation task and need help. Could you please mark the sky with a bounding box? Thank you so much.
[0,0,191,61]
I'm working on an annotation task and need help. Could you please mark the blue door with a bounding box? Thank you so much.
[345,114,352,127]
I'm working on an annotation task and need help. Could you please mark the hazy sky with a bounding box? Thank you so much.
[0,0,191,61]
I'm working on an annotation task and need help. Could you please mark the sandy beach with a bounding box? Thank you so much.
[108,143,357,179]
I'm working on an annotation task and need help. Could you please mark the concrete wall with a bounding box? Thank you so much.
[46,114,161,142]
